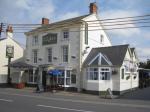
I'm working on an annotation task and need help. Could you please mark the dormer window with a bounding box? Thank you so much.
[63,29,69,40]
[32,36,38,46]
[100,35,104,44]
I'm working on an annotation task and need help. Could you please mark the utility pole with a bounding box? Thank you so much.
[0,23,3,38]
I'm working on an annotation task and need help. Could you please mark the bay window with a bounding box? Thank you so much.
[87,68,98,80]
[100,68,110,80]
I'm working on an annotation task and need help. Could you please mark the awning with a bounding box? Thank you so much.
[48,69,62,76]
[7,62,34,69]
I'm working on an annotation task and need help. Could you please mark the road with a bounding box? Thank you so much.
[0,88,150,112]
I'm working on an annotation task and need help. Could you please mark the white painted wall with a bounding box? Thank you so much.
[81,14,112,62]
[0,37,24,83]
[25,14,112,90]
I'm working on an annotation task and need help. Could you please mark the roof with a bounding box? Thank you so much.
[8,62,34,69]
[0,38,7,41]
[8,57,34,69]
[83,44,129,67]
[25,14,90,35]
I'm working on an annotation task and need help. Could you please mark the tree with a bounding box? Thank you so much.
[139,59,150,69]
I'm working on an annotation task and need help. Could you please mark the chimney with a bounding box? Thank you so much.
[42,18,49,25]
[6,25,13,38]
[89,2,97,14]
[6,25,13,33]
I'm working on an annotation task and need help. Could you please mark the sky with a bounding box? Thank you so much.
[0,0,150,61]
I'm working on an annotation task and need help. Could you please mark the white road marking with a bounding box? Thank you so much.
[0,92,150,109]
[37,104,94,112]
[0,98,13,102]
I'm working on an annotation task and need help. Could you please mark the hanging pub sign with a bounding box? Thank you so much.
[6,45,14,58]
[42,33,57,45]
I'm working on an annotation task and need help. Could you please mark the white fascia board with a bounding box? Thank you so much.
[88,53,101,66]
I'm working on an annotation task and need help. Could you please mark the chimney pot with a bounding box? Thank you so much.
[6,25,13,33]
[42,18,49,25]
[89,2,97,14]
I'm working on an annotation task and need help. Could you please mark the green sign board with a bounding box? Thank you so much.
[6,45,14,58]
[42,33,57,45]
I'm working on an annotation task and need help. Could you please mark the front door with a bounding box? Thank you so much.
[42,71,47,90]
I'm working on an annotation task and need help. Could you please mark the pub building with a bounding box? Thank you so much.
[24,3,139,95]
[24,3,111,91]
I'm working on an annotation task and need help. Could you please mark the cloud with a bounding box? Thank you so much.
[137,47,150,61]
[57,12,80,21]
[0,0,55,23]
[100,10,141,38]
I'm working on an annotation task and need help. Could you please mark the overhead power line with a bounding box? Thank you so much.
[2,14,150,26]
[3,25,150,33]
[86,14,150,22]
[1,14,150,33]
[3,20,150,29]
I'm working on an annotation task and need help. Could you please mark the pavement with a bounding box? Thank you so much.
[0,87,150,112]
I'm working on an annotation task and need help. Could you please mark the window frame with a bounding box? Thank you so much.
[32,49,38,64]
[121,68,125,79]
[32,35,38,46]
[28,69,38,84]
[87,67,98,80]
[47,48,52,63]
[100,35,104,44]
[63,29,69,40]
[100,67,111,80]
[62,45,69,63]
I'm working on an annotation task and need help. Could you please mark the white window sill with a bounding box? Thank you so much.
[61,39,69,41]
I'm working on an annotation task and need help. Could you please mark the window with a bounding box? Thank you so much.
[28,69,38,83]
[42,33,57,45]
[29,70,33,83]
[58,71,64,85]
[100,35,104,44]
[121,68,125,79]
[62,46,69,62]
[100,68,110,80]
[63,30,69,40]
[47,48,52,62]
[85,23,88,44]
[32,50,38,63]
[87,68,98,80]
[71,74,76,84]
[32,36,38,46]
[66,70,71,85]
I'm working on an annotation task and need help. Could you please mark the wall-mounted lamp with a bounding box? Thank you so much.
[71,56,76,59]
[53,57,58,60]
[38,58,43,61]
[26,59,30,61]
[86,46,90,49]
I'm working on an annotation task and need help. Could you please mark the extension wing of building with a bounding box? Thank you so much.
[83,45,139,94]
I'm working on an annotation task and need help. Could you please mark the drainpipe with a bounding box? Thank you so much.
[77,21,85,92]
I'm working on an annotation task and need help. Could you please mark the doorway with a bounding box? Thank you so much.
[42,71,47,90]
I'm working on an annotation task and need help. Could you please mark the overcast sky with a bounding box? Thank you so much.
[0,0,150,61]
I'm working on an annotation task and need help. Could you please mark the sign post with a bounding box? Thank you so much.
[105,88,113,99]
[6,45,14,85]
